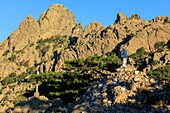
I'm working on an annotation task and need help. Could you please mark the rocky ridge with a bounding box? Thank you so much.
[0,4,170,112]
[0,5,170,77]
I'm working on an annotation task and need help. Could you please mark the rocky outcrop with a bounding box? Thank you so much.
[130,14,141,20]
[0,4,77,77]
[115,12,128,23]
[152,16,170,23]
[71,23,83,37]
[0,8,170,78]
[9,15,40,52]
[39,4,76,38]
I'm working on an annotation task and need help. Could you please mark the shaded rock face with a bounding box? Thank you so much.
[6,96,57,113]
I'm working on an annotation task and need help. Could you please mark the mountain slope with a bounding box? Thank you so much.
[0,4,170,112]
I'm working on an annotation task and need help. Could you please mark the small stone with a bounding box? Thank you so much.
[98,84,103,88]
[116,68,121,72]
[106,75,111,79]
[103,98,108,104]
[120,87,126,91]
[134,76,141,82]
[150,78,157,84]
[134,70,139,75]
[106,80,113,85]
[107,100,112,105]
[124,76,129,80]
[102,92,107,98]
[114,78,118,82]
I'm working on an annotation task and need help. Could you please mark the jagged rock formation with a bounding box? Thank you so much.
[38,4,76,38]
[0,4,170,112]
[0,4,170,77]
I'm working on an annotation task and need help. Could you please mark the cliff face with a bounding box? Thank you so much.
[0,4,170,78]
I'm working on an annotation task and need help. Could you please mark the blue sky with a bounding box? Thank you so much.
[0,0,170,42]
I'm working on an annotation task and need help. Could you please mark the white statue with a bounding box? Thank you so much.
[121,47,127,67]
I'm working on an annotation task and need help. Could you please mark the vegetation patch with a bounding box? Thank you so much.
[147,64,170,85]
[26,53,122,104]
[1,72,28,86]
[129,47,149,70]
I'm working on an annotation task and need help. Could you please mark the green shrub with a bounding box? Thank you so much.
[9,72,17,77]
[129,47,149,69]
[147,64,170,85]
[1,76,16,86]
[154,41,165,52]
[151,60,160,66]
[9,54,16,62]
[26,53,121,104]
[23,61,29,67]
[2,50,9,56]
[26,66,36,74]
[64,53,121,72]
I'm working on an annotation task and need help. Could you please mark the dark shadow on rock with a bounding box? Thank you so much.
[52,50,60,71]
[6,96,62,113]
[68,36,78,46]
[23,89,35,98]
[112,34,134,57]
[166,40,170,49]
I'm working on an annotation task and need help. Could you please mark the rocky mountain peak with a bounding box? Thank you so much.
[38,4,76,38]
[9,15,40,51]
[19,15,39,32]
[83,21,106,37]
[152,16,170,23]
[130,14,141,20]
[115,12,128,23]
